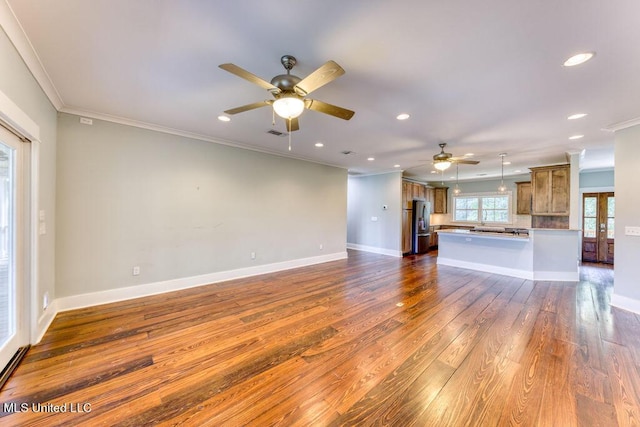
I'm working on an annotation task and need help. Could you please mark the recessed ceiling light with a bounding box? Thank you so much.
[217,115,231,122]
[367,157,375,161]
[569,135,584,140]
[394,164,400,168]
[504,161,511,165]
[396,113,410,120]
[315,142,324,147]
[449,176,455,179]
[431,171,437,174]
[514,169,522,173]
[464,153,474,157]
[567,113,587,120]
[563,52,595,67]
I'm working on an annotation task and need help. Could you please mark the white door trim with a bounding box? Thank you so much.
[0,89,42,345]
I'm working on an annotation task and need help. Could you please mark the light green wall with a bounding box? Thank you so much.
[428,174,531,225]
[579,170,614,188]
[347,172,402,253]
[56,113,347,297]
[614,125,640,302]
[0,26,57,323]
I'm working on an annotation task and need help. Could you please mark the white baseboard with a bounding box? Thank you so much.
[611,293,640,315]
[34,302,58,343]
[437,257,534,280]
[533,270,579,282]
[54,251,348,313]
[346,243,402,258]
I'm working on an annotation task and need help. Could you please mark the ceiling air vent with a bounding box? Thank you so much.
[267,129,287,137]
[341,150,356,155]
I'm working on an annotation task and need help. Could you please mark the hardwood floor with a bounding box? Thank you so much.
[0,250,638,426]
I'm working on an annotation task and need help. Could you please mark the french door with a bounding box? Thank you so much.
[0,126,27,373]
[582,192,614,264]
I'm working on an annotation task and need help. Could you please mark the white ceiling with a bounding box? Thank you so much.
[6,0,638,182]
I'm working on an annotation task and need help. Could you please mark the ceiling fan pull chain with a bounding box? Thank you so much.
[272,108,275,126]
[288,118,292,151]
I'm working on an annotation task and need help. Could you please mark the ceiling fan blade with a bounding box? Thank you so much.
[285,117,300,132]
[294,60,345,96]
[224,100,272,115]
[305,99,355,120]
[453,159,480,165]
[219,63,281,93]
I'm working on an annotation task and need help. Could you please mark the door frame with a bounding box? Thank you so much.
[0,126,29,370]
[0,90,40,348]
[579,186,614,263]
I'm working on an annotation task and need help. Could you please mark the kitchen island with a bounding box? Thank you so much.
[436,228,580,281]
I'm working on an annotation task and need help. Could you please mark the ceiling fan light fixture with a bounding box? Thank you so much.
[563,52,595,67]
[273,96,305,119]
[434,160,451,171]
[567,113,587,120]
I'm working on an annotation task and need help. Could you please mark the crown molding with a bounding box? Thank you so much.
[604,116,640,132]
[0,1,64,110]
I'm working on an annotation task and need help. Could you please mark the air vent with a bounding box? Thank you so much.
[267,129,287,137]
[476,173,488,176]
[341,150,356,155]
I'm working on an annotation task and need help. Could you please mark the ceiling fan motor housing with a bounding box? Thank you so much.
[270,74,302,93]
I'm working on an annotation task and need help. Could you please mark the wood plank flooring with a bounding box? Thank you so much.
[0,250,637,426]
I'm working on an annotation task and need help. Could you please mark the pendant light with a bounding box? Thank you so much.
[498,153,507,193]
[453,162,461,195]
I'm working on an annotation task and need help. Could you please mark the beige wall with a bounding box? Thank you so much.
[56,113,347,297]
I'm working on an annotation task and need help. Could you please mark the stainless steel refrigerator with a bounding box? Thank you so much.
[412,200,431,254]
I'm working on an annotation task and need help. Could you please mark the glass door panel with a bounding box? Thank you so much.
[0,127,22,373]
[581,192,615,264]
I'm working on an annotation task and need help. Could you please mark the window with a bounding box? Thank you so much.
[453,193,511,224]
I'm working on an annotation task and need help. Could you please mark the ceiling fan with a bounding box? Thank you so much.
[432,143,479,171]
[219,55,355,132]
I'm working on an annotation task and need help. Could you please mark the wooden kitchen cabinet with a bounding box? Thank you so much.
[516,181,532,215]
[402,209,412,253]
[530,164,570,216]
[429,226,439,248]
[433,187,448,214]
[412,182,425,201]
[402,180,427,255]
[402,181,411,209]
[425,187,434,214]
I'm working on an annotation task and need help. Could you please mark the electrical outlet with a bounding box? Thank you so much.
[625,226,640,236]
[371,216,378,222]
[132,266,140,276]
[251,252,256,260]
[319,244,323,250]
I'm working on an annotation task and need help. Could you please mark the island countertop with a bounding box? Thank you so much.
[437,228,530,241]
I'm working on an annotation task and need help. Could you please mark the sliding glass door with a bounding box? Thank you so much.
[0,127,25,372]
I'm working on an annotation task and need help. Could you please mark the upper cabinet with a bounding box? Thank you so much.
[434,187,448,214]
[515,181,532,215]
[402,180,426,209]
[530,164,570,216]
